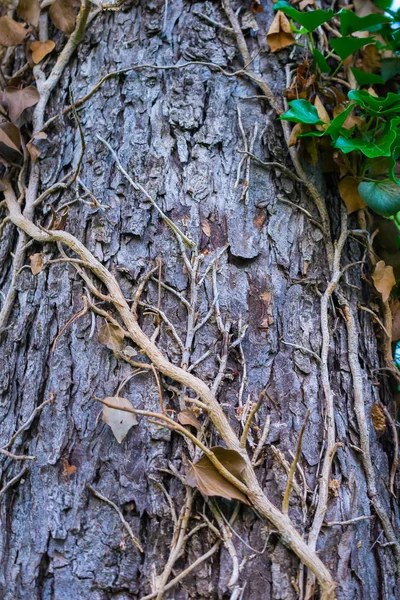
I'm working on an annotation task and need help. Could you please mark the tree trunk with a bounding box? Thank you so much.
[0,1,399,599]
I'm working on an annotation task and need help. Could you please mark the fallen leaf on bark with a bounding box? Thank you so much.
[30,253,43,275]
[178,410,201,431]
[186,446,249,503]
[30,40,56,64]
[49,0,76,34]
[0,16,28,47]
[371,403,386,433]
[3,86,40,122]
[372,260,396,303]
[338,176,366,214]
[98,321,125,351]
[102,396,138,443]
[0,122,22,163]
[16,0,40,27]
[267,11,295,53]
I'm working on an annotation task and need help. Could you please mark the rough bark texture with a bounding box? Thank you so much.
[0,1,399,599]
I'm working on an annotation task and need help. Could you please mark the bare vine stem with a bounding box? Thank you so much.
[5,183,336,598]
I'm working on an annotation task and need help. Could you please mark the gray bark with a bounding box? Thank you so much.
[0,1,399,599]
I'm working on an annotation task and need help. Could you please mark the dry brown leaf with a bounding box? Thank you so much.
[27,140,41,162]
[186,446,249,504]
[30,40,56,64]
[371,403,386,434]
[267,11,295,53]
[338,177,366,214]
[251,0,264,13]
[201,220,211,237]
[0,16,28,47]
[61,457,77,477]
[102,396,138,443]
[49,0,76,34]
[361,44,382,73]
[3,86,40,122]
[17,0,40,27]
[30,253,43,275]
[372,261,396,303]
[314,95,330,131]
[178,410,201,431]
[299,0,314,8]
[98,321,125,351]
[0,122,22,164]
[390,299,400,341]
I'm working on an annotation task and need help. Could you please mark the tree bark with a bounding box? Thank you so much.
[0,1,399,600]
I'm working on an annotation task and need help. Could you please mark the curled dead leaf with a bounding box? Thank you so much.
[0,122,22,164]
[372,260,396,303]
[338,177,366,214]
[186,446,249,504]
[251,0,264,13]
[30,253,43,275]
[178,410,201,431]
[49,0,76,34]
[102,396,138,443]
[314,95,330,132]
[0,16,29,47]
[267,11,295,53]
[98,321,125,351]
[3,86,40,122]
[17,0,40,27]
[30,40,56,64]
[371,403,386,434]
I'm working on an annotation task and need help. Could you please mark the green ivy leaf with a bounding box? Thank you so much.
[358,181,400,216]
[299,103,355,140]
[279,99,323,125]
[330,37,372,60]
[334,128,396,158]
[381,57,400,81]
[348,89,400,117]
[351,68,385,86]
[373,0,393,9]
[338,9,390,36]
[313,48,331,74]
[273,1,334,31]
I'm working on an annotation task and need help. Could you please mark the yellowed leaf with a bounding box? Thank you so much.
[102,396,138,443]
[338,177,366,214]
[372,260,396,303]
[30,253,43,275]
[30,40,56,64]
[267,11,295,53]
[314,95,330,131]
[371,403,386,434]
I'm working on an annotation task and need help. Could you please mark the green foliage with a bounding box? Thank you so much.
[273,1,334,32]
[276,1,400,220]
[329,36,372,60]
[279,99,323,124]
[358,181,400,216]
